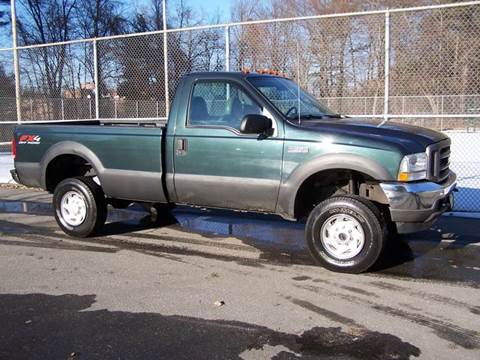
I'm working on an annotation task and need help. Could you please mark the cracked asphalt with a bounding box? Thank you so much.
[0,188,479,359]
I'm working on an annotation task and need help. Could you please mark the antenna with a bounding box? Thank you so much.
[296,41,301,125]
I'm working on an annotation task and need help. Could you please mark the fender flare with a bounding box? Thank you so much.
[276,153,394,220]
[40,141,105,189]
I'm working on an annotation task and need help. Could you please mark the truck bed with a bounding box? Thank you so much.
[13,120,168,203]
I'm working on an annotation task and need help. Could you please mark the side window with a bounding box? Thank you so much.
[188,81,262,130]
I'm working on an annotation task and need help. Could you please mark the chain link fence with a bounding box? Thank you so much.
[0,48,16,152]
[0,1,479,211]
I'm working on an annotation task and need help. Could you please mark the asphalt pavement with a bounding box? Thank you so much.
[0,187,479,359]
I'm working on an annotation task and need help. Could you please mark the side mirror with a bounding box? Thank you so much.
[240,114,273,135]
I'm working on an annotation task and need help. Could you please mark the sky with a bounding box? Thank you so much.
[0,2,11,49]
[185,0,231,20]
[0,0,234,50]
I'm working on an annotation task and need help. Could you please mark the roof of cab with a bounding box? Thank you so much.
[184,71,288,80]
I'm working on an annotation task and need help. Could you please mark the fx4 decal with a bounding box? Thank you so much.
[19,135,41,145]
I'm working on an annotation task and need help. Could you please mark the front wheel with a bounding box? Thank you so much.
[53,177,107,237]
[306,196,386,273]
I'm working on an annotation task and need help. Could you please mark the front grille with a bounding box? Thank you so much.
[427,139,451,183]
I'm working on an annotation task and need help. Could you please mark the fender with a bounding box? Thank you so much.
[276,153,394,220]
[40,141,105,189]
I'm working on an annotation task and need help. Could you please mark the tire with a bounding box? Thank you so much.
[53,177,107,237]
[305,195,386,273]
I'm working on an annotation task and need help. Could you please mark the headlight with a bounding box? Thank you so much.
[398,152,427,181]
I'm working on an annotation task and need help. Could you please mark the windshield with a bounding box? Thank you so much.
[247,76,338,120]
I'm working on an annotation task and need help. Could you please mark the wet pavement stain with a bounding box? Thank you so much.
[368,280,479,314]
[287,297,360,328]
[1,199,480,286]
[370,304,480,350]
[292,276,312,281]
[271,326,421,360]
[0,293,421,360]
[0,200,53,217]
[295,283,480,350]
[338,285,379,298]
[0,204,313,268]
[0,217,266,268]
[471,306,480,315]
[285,297,422,359]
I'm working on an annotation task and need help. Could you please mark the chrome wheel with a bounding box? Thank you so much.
[60,191,87,227]
[320,214,365,260]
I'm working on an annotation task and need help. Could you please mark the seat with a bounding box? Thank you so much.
[221,96,243,128]
[231,97,243,119]
[190,96,209,123]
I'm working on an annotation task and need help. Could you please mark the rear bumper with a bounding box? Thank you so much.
[380,171,457,234]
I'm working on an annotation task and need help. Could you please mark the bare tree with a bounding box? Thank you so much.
[168,0,224,92]
[0,0,10,28]
[74,0,127,100]
[16,0,78,119]
[75,0,126,38]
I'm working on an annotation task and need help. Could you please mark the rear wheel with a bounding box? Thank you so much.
[306,195,386,273]
[53,177,107,237]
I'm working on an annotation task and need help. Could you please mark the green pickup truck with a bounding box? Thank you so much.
[11,72,456,273]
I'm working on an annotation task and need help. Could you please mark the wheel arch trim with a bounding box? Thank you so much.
[276,153,393,220]
[40,141,105,189]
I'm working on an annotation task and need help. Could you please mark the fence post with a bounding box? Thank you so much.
[225,25,230,71]
[383,10,390,124]
[88,96,92,119]
[93,39,100,119]
[61,98,65,120]
[162,0,170,117]
[11,0,21,123]
[440,95,444,131]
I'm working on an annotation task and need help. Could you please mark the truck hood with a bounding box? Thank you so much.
[296,118,447,153]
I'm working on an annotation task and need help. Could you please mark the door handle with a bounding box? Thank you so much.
[176,138,187,156]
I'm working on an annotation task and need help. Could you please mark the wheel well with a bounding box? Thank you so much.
[45,155,96,192]
[294,169,380,220]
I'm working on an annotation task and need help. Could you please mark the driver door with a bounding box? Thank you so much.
[173,80,283,212]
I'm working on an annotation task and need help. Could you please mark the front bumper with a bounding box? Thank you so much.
[380,171,457,234]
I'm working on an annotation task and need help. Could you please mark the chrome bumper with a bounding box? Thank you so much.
[380,171,457,233]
